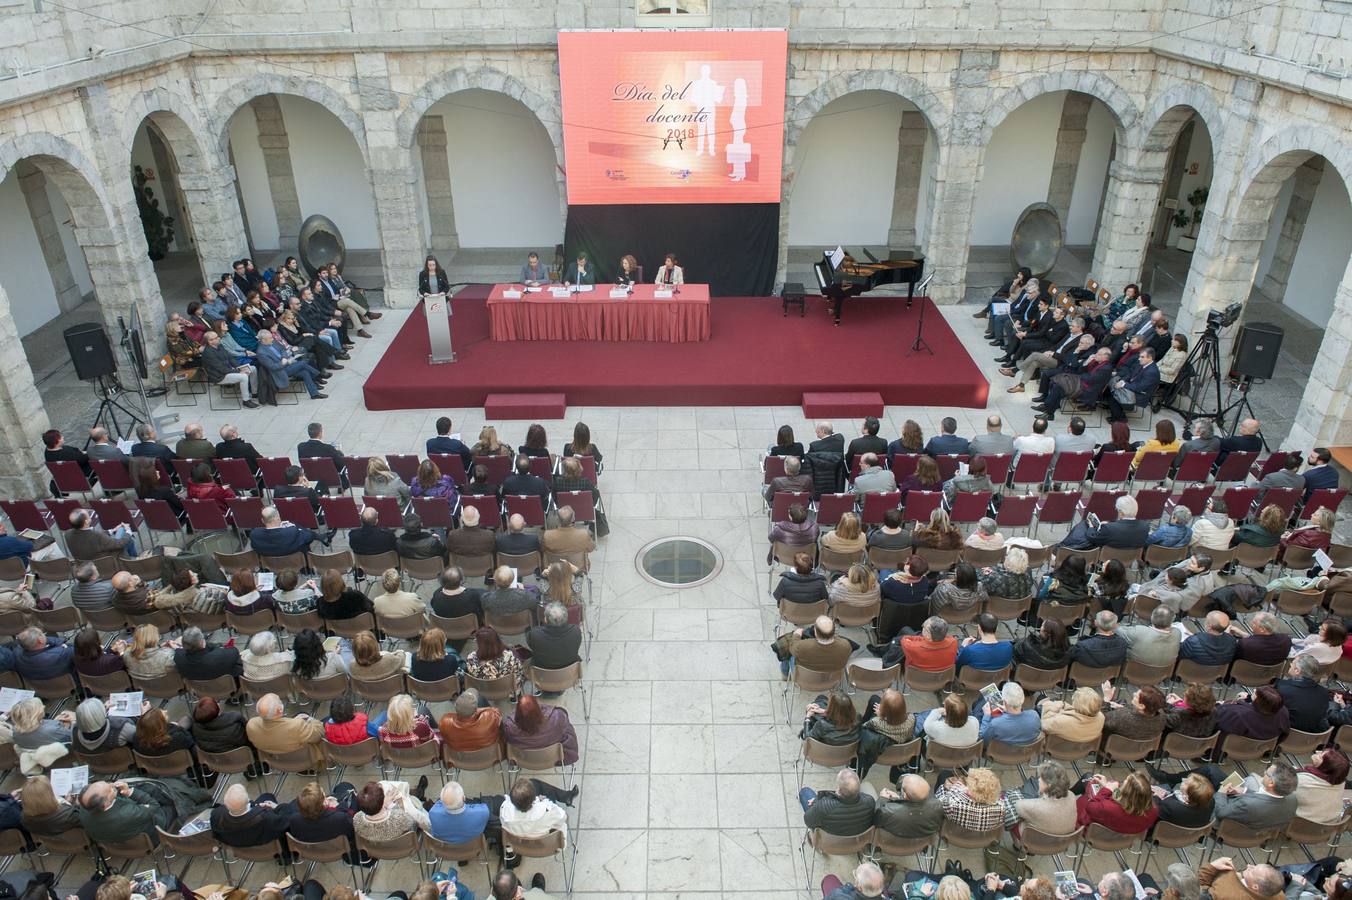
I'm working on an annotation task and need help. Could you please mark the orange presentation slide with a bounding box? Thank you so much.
[557,30,788,205]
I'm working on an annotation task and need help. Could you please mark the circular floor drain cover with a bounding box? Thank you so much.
[636,537,723,588]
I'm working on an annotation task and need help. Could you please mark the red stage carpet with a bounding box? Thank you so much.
[362,285,989,410]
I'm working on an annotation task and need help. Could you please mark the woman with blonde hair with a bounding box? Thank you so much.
[1233,503,1285,549]
[471,425,511,458]
[1074,769,1158,834]
[1039,686,1104,743]
[121,623,177,679]
[362,455,411,506]
[935,766,1004,830]
[409,628,460,682]
[822,511,866,557]
[376,693,439,748]
[545,559,584,625]
[18,774,81,834]
[937,876,973,900]
[1281,506,1336,558]
[9,697,73,752]
[980,545,1034,599]
[829,563,880,609]
[911,507,962,549]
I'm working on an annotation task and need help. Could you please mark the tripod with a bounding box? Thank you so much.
[1218,376,1268,450]
[1166,320,1226,430]
[90,375,147,439]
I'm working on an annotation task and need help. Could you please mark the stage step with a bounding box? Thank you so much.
[485,392,567,420]
[802,391,884,419]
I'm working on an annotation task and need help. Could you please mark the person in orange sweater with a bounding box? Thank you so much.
[438,689,502,752]
[882,616,958,671]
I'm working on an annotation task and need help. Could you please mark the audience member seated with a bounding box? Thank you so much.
[377,693,439,748]
[186,462,236,514]
[911,508,963,550]
[363,456,412,506]
[404,628,457,683]
[503,694,579,765]
[1100,682,1167,742]
[1291,619,1347,666]
[550,456,600,511]
[944,455,994,501]
[371,568,425,619]
[1216,685,1290,744]
[1118,605,1182,668]
[129,423,179,464]
[447,505,497,558]
[215,423,262,470]
[978,546,1033,599]
[1162,683,1218,738]
[823,864,891,900]
[349,631,406,684]
[526,602,582,671]
[226,569,274,616]
[822,511,866,557]
[773,552,829,605]
[829,563,880,611]
[397,514,447,562]
[426,415,473,468]
[481,565,536,618]
[1074,770,1158,834]
[242,631,294,680]
[1149,771,1215,827]
[73,628,127,678]
[801,687,862,745]
[14,627,72,681]
[411,459,459,512]
[935,767,1003,831]
[876,555,932,643]
[924,417,970,457]
[286,780,359,862]
[770,424,806,458]
[857,688,914,780]
[1152,761,1298,830]
[800,767,876,837]
[1147,506,1194,548]
[1061,495,1149,550]
[888,419,925,459]
[251,505,319,557]
[9,697,73,754]
[1179,612,1238,669]
[1292,747,1350,825]
[353,779,431,841]
[18,774,82,836]
[888,615,957,672]
[131,706,196,762]
[431,566,483,622]
[292,628,346,683]
[500,777,576,847]
[152,569,213,613]
[1233,503,1285,549]
[71,562,116,613]
[1010,760,1078,838]
[956,613,1012,673]
[427,781,492,847]
[1132,419,1182,468]
[131,456,184,519]
[1053,415,1098,457]
[465,626,524,695]
[111,570,152,615]
[247,692,325,764]
[501,453,551,508]
[439,689,502,752]
[930,562,989,618]
[809,420,846,455]
[78,777,206,847]
[852,453,896,496]
[323,694,375,745]
[1012,418,1055,459]
[1012,618,1070,670]
[497,514,542,556]
[1039,686,1105,744]
[191,696,251,756]
[174,626,243,681]
[122,623,178,679]
[975,681,1040,745]
[1234,611,1292,664]
[965,517,1005,551]
[317,569,374,621]
[786,615,853,678]
[1276,655,1332,732]
[67,508,138,561]
[923,692,980,748]
[1190,498,1236,551]
[897,454,942,499]
[873,774,944,841]
[768,504,818,559]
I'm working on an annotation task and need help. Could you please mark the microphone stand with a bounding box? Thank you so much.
[907,296,933,356]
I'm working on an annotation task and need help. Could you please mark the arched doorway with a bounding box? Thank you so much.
[1138,106,1218,307]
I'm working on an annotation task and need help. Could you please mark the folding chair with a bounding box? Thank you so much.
[214,457,261,495]
[361,495,404,528]
[1301,489,1348,519]
[300,456,346,493]
[504,494,546,528]
[385,454,422,485]
[274,497,320,531]
[899,491,940,524]
[1092,452,1134,488]
[1010,453,1053,491]
[1213,451,1259,484]
[1131,452,1175,486]
[342,456,372,491]
[226,497,267,532]
[949,491,994,524]
[183,499,232,537]
[89,459,135,494]
[257,457,295,492]
[473,455,512,485]
[47,461,94,498]
[1171,451,1218,486]
[1033,492,1080,538]
[429,454,468,486]
[1049,451,1093,487]
[317,496,362,530]
[459,494,504,529]
[995,494,1038,533]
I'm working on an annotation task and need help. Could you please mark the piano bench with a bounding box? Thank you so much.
[781,282,806,317]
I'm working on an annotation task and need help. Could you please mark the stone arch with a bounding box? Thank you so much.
[1236,125,1352,204]
[1138,84,1227,156]
[980,69,1140,147]
[396,67,564,165]
[0,133,118,234]
[784,69,951,174]
[121,88,222,174]
[211,73,369,164]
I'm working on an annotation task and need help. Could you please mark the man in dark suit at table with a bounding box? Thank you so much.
[427,416,473,470]
[845,417,889,472]
[562,253,595,286]
[1302,448,1340,501]
[296,422,348,491]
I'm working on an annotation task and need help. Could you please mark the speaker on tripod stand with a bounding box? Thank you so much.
[1229,321,1283,380]
[62,323,117,381]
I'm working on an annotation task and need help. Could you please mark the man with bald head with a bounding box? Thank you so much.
[1200,858,1284,900]
[348,505,397,557]
[873,773,943,839]
[210,782,296,850]
[1179,610,1238,666]
[808,421,844,455]
[823,861,888,900]
[246,692,324,764]
[175,423,216,460]
[447,504,496,557]
[801,767,875,836]
[110,571,152,615]
[496,513,541,556]
[215,423,262,470]
[86,426,126,463]
[78,779,178,845]
[1215,417,1263,467]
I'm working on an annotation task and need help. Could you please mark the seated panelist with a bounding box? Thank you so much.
[519,251,548,286]
[655,253,684,287]
[563,253,595,287]
[616,255,639,287]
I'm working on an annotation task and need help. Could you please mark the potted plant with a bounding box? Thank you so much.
[133,165,175,261]
[1173,186,1208,252]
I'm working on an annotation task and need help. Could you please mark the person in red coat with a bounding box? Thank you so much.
[186,462,237,514]
[1074,770,1159,834]
[1279,507,1335,560]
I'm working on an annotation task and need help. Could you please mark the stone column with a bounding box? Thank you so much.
[1046,92,1093,225]
[15,160,86,314]
[416,115,459,253]
[76,84,169,342]
[887,110,928,250]
[177,165,251,287]
[1258,157,1324,299]
[920,50,999,305]
[0,282,53,498]
[1174,78,1267,339]
[358,52,426,309]
[250,95,303,250]
[1286,259,1352,450]
[1086,152,1166,294]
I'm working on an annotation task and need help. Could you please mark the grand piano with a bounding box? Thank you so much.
[812,246,925,325]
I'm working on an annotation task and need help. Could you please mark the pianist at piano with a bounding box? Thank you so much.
[812,246,926,325]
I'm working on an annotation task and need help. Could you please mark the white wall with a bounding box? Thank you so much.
[130,126,184,253]
[971,92,1062,245]
[1281,168,1351,326]
[1254,175,1295,281]
[1163,122,1214,247]
[426,89,563,248]
[0,172,94,337]
[227,104,280,250]
[1065,101,1115,244]
[788,92,912,246]
[227,95,379,250]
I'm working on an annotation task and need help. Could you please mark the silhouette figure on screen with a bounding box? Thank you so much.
[689,64,725,157]
[726,77,750,181]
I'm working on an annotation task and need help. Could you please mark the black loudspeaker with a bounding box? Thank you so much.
[1230,321,1284,380]
[63,322,117,381]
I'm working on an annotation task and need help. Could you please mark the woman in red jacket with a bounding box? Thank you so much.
[1279,507,1335,560]
[1074,770,1158,834]
[186,462,237,514]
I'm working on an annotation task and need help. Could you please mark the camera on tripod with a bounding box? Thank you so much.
[1205,301,1243,330]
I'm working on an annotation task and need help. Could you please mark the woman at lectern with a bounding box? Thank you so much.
[615,255,640,287]
[655,253,685,287]
[417,255,450,299]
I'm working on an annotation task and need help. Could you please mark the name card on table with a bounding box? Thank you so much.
[550,287,571,298]
[654,289,674,298]
[609,288,630,299]
[502,290,523,299]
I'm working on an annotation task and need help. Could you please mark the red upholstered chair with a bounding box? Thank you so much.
[575,456,600,483]
[47,461,93,497]
[1251,451,1293,480]
[504,495,546,528]
[182,499,231,534]
[899,491,940,524]
[1259,487,1301,520]
[171,459,201,486]
[275,497,320,530]
[1213,451,1258,484]
[995,495,1038,531]
[1170,484,1215,517]
[1049,451,1092,486]
[429,454,468,486]
[1302,489,1347,520]
[528,457,554,479]
[1092,452,1134,488]
[343,456,373,490]
[1080,490,1126,523]
[458,494,503,528]
[889,454,920,482]
[982,453,1014,487]
[413,496,456,530]
[214,458,260,495]
[552,492,593,524]
[257,456,294,491]
[0,500,54,534]
[1172,451,1218,486]
[770,491,810,522]
[227,498,267,531]
[815,494,855,529]
[862,491,903,526]
[950,492,994,524]
[317,496,362,530]
[1220,486,1260,521]
[762,455,786,485]
[91,500,143,533]
[1010,453,1053,491]
[935,455,969,482]
[385,454,422,484]
[1132,488,1171,524]
[300,456,345,492]
[89,460,135,493]
[133,499,183,537]
[1131,452,1175,485]
[361,495,404,528]
[45,499,87,531]
[1033,491,1080,537]
[473,456,511,485]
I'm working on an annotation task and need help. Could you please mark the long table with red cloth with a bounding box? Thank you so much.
[485,283,711,342]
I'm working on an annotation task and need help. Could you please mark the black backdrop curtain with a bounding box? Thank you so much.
[563,203,779,297]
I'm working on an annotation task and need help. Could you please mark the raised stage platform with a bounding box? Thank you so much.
[362,285,989,410]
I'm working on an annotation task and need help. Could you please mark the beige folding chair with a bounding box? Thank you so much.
[506,741,575,788]
[801,826,874,895]
[782,664,844,723]
[355,831,423,888]
[503,828,574,895]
